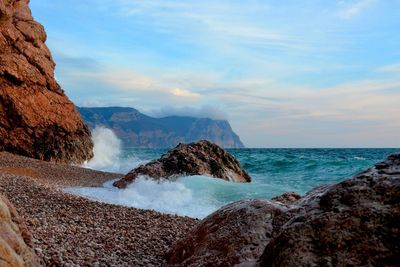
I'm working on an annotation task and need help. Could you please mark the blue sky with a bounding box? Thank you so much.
[30,0,400,147]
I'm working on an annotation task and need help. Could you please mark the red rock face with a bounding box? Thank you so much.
[0,0,93,163]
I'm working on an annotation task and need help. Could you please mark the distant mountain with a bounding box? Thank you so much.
[78,107,245,148]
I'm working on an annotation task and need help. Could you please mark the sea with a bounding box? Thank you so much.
[65,128,399,219]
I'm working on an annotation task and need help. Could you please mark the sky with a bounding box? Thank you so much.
[30,0,400,148]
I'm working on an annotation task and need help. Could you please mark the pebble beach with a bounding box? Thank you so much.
[0,152,198,266]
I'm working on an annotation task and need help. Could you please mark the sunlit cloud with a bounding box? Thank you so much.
[171,88,200,99]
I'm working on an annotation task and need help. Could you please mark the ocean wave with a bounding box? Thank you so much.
[82,126,146,173]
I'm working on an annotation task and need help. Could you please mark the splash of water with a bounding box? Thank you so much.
[83,126,144,173]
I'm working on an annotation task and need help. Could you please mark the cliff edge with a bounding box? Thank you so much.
[78,106,245,148]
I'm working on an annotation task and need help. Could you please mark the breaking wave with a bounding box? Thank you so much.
[65,176,221,219]
[83,126,144,173]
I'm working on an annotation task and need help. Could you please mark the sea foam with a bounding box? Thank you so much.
[66,177,220,219]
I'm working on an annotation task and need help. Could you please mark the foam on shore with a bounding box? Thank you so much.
[65,176,221,219]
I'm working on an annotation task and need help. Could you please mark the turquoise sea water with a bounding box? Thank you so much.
[124,148,398,196]
[70,147,398,218]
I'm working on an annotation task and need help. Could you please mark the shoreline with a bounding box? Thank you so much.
[0,152,198,266]
[0,152,123,188]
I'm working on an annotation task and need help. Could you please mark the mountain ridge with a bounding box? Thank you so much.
[78,106,245,148]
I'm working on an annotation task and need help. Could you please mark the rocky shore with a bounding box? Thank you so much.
[0,152,197,266]
[1,151,399,266]
[167,153,400,266]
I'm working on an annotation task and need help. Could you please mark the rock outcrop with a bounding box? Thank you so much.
[0,0,93,163]
[114,140,251,188]
[0,194,40,266]
[78,106,245,149]
[167,153,400,267]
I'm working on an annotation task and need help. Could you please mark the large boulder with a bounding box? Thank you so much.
[113,140,251,188]
[167,199,288,266]
[260,153,400,267]
[0,194,40,266]
[167,153,400,267]
[0,0,93,163]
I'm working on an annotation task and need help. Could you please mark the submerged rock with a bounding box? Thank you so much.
[0,194,40,266]
[0,0,93,163]
[167,153,400,267]
[114,140,251,188]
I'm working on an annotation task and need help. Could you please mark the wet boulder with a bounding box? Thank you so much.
[114,140,251,188]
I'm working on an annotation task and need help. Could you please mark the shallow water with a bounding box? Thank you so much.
[69,146,398,219]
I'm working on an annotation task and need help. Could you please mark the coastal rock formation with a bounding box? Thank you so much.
[0,0,93,163]
[0,195,40,267]
[114,140,251,188]
[167,153,400,267]
[78,106,245,149]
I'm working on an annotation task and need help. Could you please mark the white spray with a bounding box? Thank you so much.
[77,126,222,218]
[84,126,143,173]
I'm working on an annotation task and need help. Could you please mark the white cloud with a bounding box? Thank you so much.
[98,70,159,91]
[62,67,204,103]
[171,88,200,100]
[103,0,315,53]
[148,105,227,120]
[376,63,400,74]
[337,0,377,19]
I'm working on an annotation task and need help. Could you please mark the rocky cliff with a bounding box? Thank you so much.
[78,106,245,148]
[0,0,93,163]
